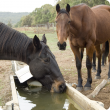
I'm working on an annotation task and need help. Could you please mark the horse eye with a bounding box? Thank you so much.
[68,21,71,24]
[55,21,57,23]
[44,57,50,62]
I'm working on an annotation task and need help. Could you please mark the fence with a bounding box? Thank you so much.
[22,23,56,34]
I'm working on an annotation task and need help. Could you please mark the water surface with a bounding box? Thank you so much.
[15,79,78,110]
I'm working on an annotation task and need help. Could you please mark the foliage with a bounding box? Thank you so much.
[31,4,55,24]
[105,0,110,5]
[16,0,110,27]
[94,0,106,5]
[7,19,12,28]
[21,15,33,27]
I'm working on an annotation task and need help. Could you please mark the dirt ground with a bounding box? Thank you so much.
[0,61,13,106]
[0,47,110,109]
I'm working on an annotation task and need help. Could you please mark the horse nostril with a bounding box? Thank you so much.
[57,42,67,50]
[59,84,66,93]
[57,42,60,47]
[63,42,67,47]
[59,85,63,89]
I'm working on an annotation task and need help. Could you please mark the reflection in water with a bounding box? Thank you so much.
[15,80,78,110]
[17,93,36,110]
[63,99,69,110]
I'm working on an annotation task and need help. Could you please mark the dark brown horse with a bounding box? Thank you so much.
[0,22,66,93]
[101,41,109,66]
[56,3,110,91]
[87,41,109,71]
[79,41,109,71]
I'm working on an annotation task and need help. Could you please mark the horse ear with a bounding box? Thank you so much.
[56,4,60,13]
[41,34,47,44]
[66,4,70,13]
[33,35,42,49]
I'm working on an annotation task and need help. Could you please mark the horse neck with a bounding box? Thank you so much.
[69,4,95,36]
[0,23,33,64]
[70,5,84,30]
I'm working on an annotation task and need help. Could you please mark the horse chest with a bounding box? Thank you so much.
[69,37,86,48]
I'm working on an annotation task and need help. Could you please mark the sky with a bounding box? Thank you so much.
[0,0,57,12]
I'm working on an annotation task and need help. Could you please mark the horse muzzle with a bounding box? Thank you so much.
[51,82,67,93]
[58,83,67,93]
[57,42,67,50]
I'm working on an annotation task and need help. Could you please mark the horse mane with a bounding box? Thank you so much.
[0,22,32,62]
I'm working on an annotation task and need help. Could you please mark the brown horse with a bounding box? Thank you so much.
[56,3,110,91]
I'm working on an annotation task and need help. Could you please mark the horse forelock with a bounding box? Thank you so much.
[0,22,32,62]
[57,9,69,18]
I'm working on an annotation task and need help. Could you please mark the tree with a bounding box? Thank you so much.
[7,19,12,27]
[80,0,93,7]
[105,0,110,5]
[34,4,53,24]
[92,0,106,5]
[21,15,32,26]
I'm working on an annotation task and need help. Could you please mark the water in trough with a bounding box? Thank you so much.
[15,78,79,110]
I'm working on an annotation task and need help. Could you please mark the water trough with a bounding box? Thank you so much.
[2,61,107,110]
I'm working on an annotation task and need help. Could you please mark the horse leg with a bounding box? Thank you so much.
[108,41,110,79]
[70,44,83,91]
[95,45,101,79]
[92,51,96,71]
[75,55,83,91]
[102,53,105,66]
[84,42,94,90]
[80,48,84,61]
[102,41,109,66]
[104,41,109,65]
[101,43,105,66]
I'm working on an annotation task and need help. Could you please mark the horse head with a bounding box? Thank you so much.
[28,34,66,93]
[56,4,71,50]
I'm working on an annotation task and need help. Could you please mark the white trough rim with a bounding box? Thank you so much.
[15,65,33,83]
[12,61,33,83]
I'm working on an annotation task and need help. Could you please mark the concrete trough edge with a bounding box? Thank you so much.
[0,75,19,110]
[66,83,106,110]
[6,75,20,110]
